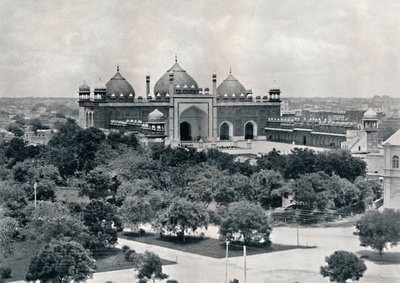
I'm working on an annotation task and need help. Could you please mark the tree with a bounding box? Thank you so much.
[119,196,155,229]
[291,172,334,211]
[82,200,123,250]
[219,201,271,246]
[5,138,41,165]
[79,169,112,199]
[316,150,366,182]
[284,148,317,179]
[157,198,209,242]
[320,251,366,283]
[135,251,168,283]
[354,177,382,204]
[256,148,287,174]
[250,169,283,209]
[0,216,18,257]
[23,201,90,247]
[330,175,361,209]
[25,240,96,283]
[355,209,400,255]
[6,123,24,137]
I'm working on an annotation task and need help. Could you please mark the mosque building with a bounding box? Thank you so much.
[77,58,282,145]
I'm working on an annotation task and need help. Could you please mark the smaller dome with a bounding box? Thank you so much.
[364,108,378,119]
[79,82,90,91]
[148,109,165,122]
[270,82,279,90]
[217,72,246,96]
[94,78,106,90]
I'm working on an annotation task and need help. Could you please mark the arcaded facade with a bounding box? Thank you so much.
[78,59,281,145]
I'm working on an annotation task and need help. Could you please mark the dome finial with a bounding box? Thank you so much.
[175,54,178,63]
[117,64,119,72]
[229,67,232,74]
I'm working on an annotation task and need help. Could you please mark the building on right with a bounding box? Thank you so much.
[383,129,400,209]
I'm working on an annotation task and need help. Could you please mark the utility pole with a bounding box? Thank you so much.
[297,227,299,247]
[225,241,229,283]
[34,181,37,209]
[244,245,247,283]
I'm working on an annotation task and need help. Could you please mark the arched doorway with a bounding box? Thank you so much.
[245,122,254,140]
[220,122,230,140]
[180,122,191,141]
[179,106,208,141]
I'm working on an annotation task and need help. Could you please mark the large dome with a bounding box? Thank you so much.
[106,67,135,99]
[154,61,198,96]
[217,72,246,96]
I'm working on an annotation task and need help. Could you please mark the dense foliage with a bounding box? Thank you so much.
[0,118,374,280]
[355,209,400,255]
[320,251,366,283]
[25,240,96,283]
[219,201,271,246]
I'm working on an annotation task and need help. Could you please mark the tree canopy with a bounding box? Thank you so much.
[157,198,209,242]
[320,250,366,283]
[25,240,96,283]
[135,251,168,283]
[355,209,400,255]
[219,201,271,246]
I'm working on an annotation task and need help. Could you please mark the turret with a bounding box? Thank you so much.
[212,73,217,96]
[78,81,90,101]
[269,82,281,101]
[146,75,150,97]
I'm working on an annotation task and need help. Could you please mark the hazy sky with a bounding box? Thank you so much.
[1,0,400,98]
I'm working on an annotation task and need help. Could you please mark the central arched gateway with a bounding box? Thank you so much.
[180,122,192,141]
[179,106,208,141]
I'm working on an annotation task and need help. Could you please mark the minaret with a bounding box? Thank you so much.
[168,70,175,142]
[146,75,150,97]
[212,73,218,142]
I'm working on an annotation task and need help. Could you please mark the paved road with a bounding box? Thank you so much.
[87,225,400,283]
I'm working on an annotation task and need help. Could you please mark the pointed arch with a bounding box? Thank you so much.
[219,121,233,141]
[244,120,257,140]
[179,106,208,141]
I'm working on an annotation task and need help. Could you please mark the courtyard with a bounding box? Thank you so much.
[82,224,400,283]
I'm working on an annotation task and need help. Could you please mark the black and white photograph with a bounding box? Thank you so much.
[0,1,400,282]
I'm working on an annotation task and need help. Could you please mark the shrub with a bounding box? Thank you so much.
[0,267,12,279]
[124,249,138,263]
[121,245,130,254]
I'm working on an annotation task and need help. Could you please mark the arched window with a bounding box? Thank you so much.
[393,155,399,169]
[220,122,230,140]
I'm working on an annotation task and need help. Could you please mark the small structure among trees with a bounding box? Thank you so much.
[320,250,367,283]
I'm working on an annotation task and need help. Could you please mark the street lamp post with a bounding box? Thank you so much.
[225,240,229,283]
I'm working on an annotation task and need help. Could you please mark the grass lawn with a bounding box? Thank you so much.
[1,242,174,282]
[119,232,314,259]
[94,248,175,273]
[55,186,90,203]
[357,250,400,265]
